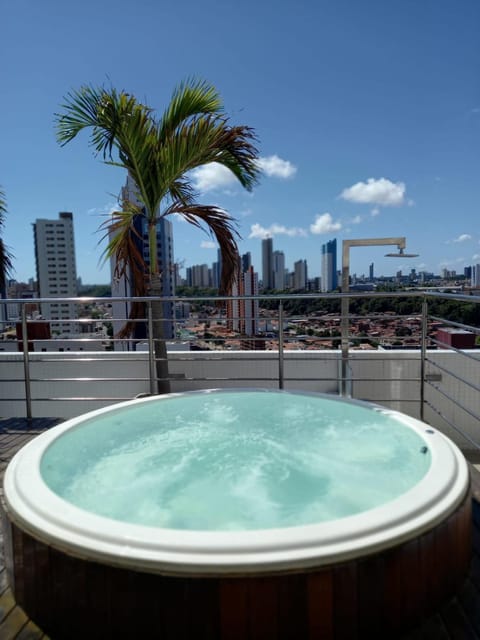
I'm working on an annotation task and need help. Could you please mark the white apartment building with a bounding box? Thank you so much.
[33,212,78,335]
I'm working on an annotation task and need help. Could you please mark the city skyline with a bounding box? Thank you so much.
[9,220,480,291]
[2,1,480,284]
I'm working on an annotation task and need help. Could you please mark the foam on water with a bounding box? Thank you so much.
[40,392,431,530]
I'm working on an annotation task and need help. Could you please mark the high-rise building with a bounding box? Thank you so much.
[293,259,308,291]
[242,252,252,273]
[262,237,274,290]
[369,263,374,281]
[33,212,78,335]
[273,250,285,290]
[242,266,259,336]
[173,263,184,288]
[186,264,209,288]
[211,262,220,289]
[321,239,337,292]
[472,264,480,288]
[214,249,222,290]
[111,175,175,346]
[227,260,259,337]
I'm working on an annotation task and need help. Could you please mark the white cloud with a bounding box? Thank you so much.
[309,212,342,235]
[340,178,406,206]
[453,234,472,243]
[87,201,118,217]
[473,254,480,261]
[439,257,465,267]
[191,163,238,193]
[351,215,362,224]
[248,223,307,240]
[370,207,380,217]
[256,155,297,179]
[191,154,296,193]
[200,240,216,249]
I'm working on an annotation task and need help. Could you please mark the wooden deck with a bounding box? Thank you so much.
[1,418,480,639]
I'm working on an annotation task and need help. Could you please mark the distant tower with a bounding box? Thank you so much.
[472,264,480,288]
[262,237,274,290]
[187,264,209,288]
[369,262,374,281]
[211,261,219,289]
[173,263,183,288]
[273,250,285,290]
[242,266,259,336]
[33,211,78,335]
[227,260,259,337]
[241,252,252,272]
[110,175,175,346]
[215,248,222,290]
[321,239,337,292]
[293,259,308,290]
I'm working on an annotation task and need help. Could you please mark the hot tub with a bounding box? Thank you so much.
[2,390,472,638]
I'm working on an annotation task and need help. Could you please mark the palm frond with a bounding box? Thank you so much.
[99,206,145,281]
[56,86,154,158]
[159,79,223,140]
[99,206,148,338]
[157,115,260,203]
[206,123,260,191]
[0,186,7,229]
[165,203,240,293]
[0,187,14,287]
[168,177,196,206]
[0,239,14,290]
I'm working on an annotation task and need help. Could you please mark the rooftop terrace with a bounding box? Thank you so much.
[1,290,480,637]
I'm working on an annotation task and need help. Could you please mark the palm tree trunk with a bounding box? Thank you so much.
[149,274,171,394]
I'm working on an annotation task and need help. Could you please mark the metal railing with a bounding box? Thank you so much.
[1,290,479,448]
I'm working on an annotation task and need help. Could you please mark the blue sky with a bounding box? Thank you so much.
[2,0,479,284]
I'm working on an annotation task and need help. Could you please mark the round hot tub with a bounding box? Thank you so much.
[3,390,471,638]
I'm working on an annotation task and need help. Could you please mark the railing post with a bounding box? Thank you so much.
[420,297,428,422]
[21,305,32,419]
[278,301,284,389]
[340,294,350,397]
[147,300,156,395]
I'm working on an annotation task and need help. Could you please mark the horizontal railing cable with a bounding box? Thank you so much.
[424,398,480,451]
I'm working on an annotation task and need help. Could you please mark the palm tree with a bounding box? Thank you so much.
[55,80,260,393]
[0,187,14,299]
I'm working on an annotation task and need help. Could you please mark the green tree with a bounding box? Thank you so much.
[0,187,14,297]
[55,80,259,393]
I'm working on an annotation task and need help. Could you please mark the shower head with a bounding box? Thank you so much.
[385,248,419,258]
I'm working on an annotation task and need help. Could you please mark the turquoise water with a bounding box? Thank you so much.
[40,391,431,531]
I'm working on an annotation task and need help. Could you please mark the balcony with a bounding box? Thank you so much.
[1,290,479,451]
[1,290,480,638]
